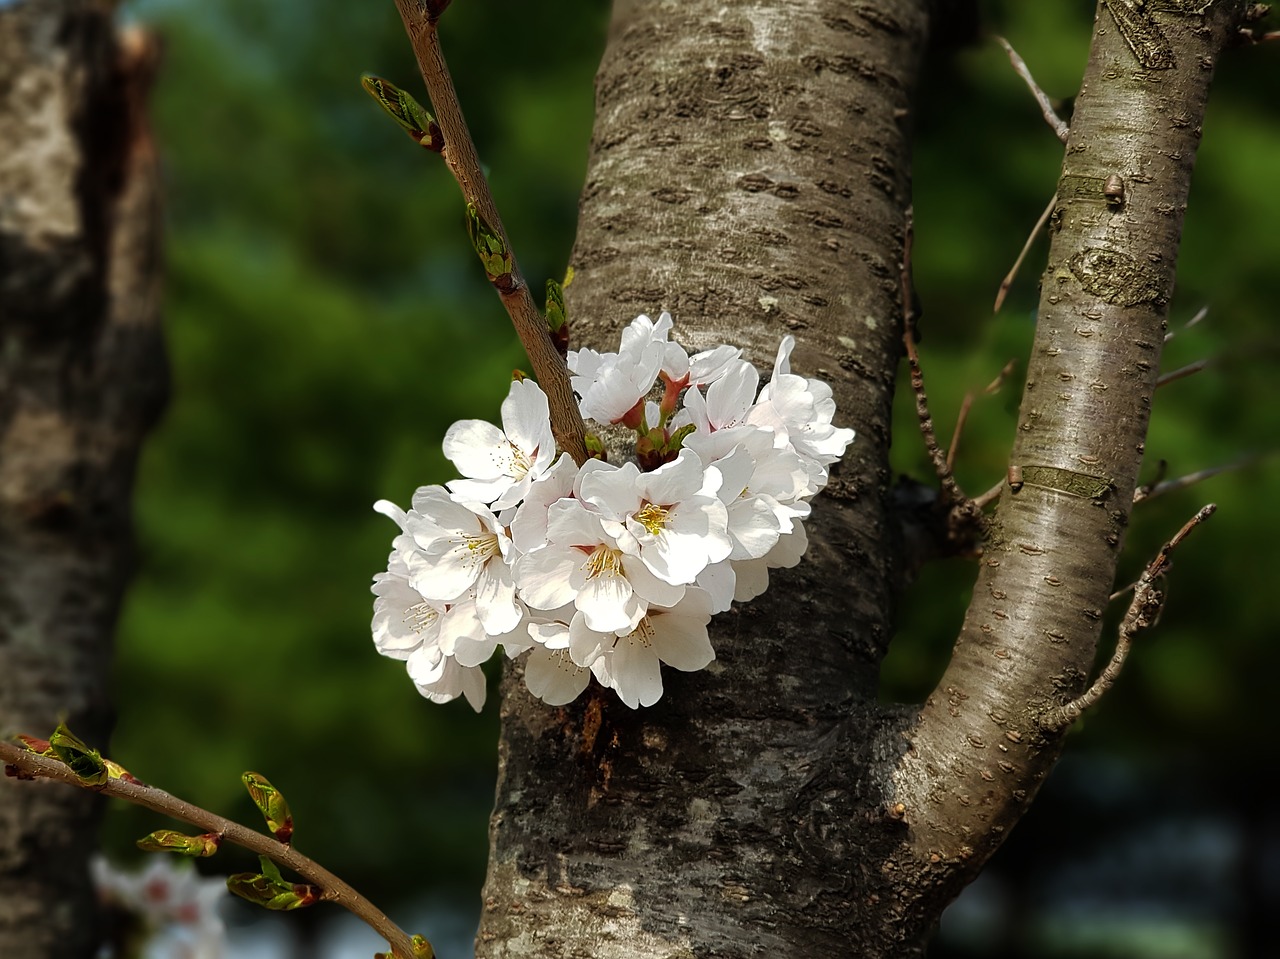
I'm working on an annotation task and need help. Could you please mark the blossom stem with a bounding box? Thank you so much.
[0,740,421,959]
[391,1,588,466]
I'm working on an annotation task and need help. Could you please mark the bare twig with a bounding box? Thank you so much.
[946,357,1017,471]
[392,1,587,465]
[972,480,1005,510]
[994,193,1056,313]
[1164,304,1208,342]
[901,207,966,507]
[1135,456,1261,504]
[1040,504,1217,732]
[0,741,421,959]
[1132,458,1169,503]
[996,36,1070,142]
[1155,358,1209,389]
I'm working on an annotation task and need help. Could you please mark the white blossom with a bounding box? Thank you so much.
[573,590,715,708]
[514,497,683,632]
[443,378,556,510]
[371,312,854,709]
[370,552,488,711]
[376,487,521,637]
[578,449,731,586]
[747,335,855,485]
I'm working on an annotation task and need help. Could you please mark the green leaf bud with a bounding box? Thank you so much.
[465,204,514,288]
[226,856,318,911]
[545,278,569,357]
[49,723,108,786]
[242,771,294,844]
[360,75,444,152]
[137,829,222,858]
[584,433,607,461]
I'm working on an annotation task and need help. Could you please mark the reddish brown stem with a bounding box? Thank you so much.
[0,741,420,959]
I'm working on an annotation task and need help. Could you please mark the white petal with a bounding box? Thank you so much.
[523,646,591,705]
[610,634,664,708]
[577,571,638,633]
[502,378,553,455]
[443,420,511,478]
[513,547,580,610]
[653,602,715,672]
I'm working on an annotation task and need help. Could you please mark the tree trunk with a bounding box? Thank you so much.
[476,1,1249,957]
[476,1,928,955]
[0,2,166,956]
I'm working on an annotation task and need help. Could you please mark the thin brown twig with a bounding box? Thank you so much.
[972,479,1005,510]
[0,741,420,959]
[946,358,1017,470]
[901,207,966,506]
[994,193,1056,313]
[1040,504,1216,732]
[1164,304,1208,342]
[1155,358,1209,389]
[995,36,1070,142]
[392,1,588,465]
[1134,456,1260,504]
[1132,458,1169,503]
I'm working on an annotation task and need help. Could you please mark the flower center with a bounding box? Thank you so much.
[462,532,499,564]
[404,602,440,634]
[509,443,532,479]
[634,502,670,535]
[619,615,656,650]
[582,544,623,580]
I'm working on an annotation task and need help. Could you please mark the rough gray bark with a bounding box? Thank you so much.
[476,1,1251,957]
[476,1,927,956]
[0,3,166,956]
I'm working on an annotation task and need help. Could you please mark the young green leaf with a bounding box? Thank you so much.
[226,856,318,911]
[360,74,444,152]
[242,771,294,844]
[137,829,222,858]
[465,204,514,287]
[545,278,569,356]
[49,723,108,786]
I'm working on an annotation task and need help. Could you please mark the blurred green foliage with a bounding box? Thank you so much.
[106,0,1277,939]
[108,0,609,906]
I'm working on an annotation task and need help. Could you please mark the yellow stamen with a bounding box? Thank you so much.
[635,502,670,535]
[582,544,623,580]
[404,602,440,634]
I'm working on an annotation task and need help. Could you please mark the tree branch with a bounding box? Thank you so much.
[893,0,1251,907]
[391,0,587,465]
[1039,504,1216,731]
[0,740,421,959]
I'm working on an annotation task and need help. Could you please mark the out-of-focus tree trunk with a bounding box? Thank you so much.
[0,2,166,955]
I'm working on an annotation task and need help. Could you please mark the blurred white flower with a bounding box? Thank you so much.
[92,856,227,959]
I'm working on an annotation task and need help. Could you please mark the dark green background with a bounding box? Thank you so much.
[107,2,1279,956]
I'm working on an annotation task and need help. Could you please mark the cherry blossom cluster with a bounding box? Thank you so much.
[371,312,854,709]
